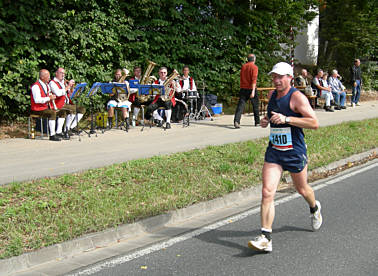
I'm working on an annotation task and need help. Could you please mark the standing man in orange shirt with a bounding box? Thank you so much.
[234,54,260,128]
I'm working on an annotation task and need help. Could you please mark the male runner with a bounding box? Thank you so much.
[248,62,323,252]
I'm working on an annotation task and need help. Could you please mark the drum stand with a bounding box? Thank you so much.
[195,82,213,121]
[188,95,198,121]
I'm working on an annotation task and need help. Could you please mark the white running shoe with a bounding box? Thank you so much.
[356,103,360,106]
[311,200,323,231]
[248,234,272,252]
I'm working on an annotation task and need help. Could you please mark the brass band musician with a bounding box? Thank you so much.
[146,67,181,129]
[107,69,132,129]
[174,65,197,122]
[49,67,86,138]
[128,66,145,124]
[30,69,65,141]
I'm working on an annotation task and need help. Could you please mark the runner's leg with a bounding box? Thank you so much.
[261,162,283,229]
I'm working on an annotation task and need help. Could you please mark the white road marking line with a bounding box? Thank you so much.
[68,162,378,275]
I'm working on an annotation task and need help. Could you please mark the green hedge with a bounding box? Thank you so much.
[1,0,319,120]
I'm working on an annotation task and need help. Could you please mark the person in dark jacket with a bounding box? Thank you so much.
[350,59,362,107]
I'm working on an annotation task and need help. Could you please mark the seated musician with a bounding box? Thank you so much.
[146,67,181,129]
[49,67,86,138]
[30,69,65,141]
[107,69,132,129]
[128,66,143,124]
[173,65,197,122]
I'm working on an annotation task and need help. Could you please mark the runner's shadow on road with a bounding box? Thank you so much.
[189,121,236,129]
[194,225,311,258]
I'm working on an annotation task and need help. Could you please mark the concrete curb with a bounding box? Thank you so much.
[1,148,377,275]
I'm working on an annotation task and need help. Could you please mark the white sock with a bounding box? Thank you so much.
[165,109,172,123]
[70,113,83,129]
[133,107,140,118]
[153,110,163,121]
[56,118,65,134]
[65,114,74,131]
[49,120,56,136]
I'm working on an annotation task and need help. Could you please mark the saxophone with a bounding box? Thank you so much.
[114,68,129,102]
[162,69,180,101]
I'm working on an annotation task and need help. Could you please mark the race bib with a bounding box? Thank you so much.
[270,127,293,151]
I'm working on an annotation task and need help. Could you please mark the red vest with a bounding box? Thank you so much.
[128,77,137,102]
[179,77,193,90]
[30,81,49,111]
[50,80,73,108]
[50,80,65,109]
[152,80,176,107]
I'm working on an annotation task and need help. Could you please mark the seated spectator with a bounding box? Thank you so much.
[311,69,327,108]
[320,72,334,112]
[296,69,310,87]
[328,69,347,110]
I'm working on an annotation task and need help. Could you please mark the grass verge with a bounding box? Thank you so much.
[0,118,377,259]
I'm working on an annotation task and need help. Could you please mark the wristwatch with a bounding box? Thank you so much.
[285,116,291,124]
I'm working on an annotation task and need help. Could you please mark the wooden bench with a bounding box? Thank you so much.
[28,114,50,139]
[346,91,353,105]
[306,95,317,109]
[257,87,274,116]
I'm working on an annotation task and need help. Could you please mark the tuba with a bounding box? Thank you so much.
[139,60,157,102]
[140,60,157,85]
[162,69,180,101]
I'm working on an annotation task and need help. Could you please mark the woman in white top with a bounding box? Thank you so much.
[320,72,334,112]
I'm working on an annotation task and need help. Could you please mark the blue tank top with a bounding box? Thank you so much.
[267,87,306,154]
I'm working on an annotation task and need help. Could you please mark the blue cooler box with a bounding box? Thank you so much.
[211,103,222,114]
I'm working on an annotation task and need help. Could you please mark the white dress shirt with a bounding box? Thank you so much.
[49,77,66,97]
[181,76,197,91]
[31,80,50,104]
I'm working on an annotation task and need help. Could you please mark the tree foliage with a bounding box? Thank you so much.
[0,0,317,121]
[318,0,377,88]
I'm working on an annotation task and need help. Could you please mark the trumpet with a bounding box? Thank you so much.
[64,79,76,94]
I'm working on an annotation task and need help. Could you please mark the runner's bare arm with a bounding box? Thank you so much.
[289,91,319,129]
[270,91,318,130]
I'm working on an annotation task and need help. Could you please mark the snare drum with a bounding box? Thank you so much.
[187,90,198,99]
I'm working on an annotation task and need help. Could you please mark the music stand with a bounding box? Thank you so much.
[195,81,213,121]
[69,83,87,141]
[138,84,164,131]
[105,83,129,131]
[86,82,104,136]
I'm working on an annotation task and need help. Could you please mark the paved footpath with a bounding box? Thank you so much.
[0,101,377,185]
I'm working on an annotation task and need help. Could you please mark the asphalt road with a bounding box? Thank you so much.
[67,163,378,276]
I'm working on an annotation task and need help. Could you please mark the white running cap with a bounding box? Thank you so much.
[268,62,294,77]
